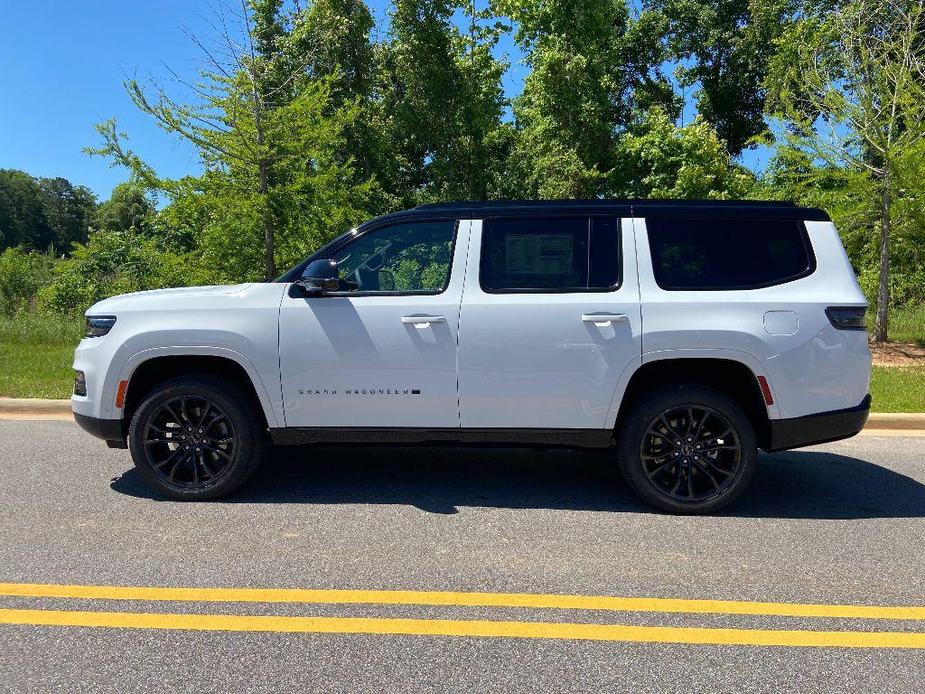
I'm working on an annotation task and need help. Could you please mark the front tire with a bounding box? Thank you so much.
[616,385,757,514]
[128,376,265,500]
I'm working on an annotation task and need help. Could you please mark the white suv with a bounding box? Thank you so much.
[72,200,871,513]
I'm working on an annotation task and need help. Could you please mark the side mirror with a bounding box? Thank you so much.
[297,259,340,295]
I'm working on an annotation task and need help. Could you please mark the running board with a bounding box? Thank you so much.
[269,427,614,449]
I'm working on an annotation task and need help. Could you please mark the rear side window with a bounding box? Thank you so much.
[480,217,620,292]
[646,217,815,290]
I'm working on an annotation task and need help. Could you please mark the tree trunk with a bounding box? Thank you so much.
[873,170,891,343]
[253,103,274,281]
[258,159,274,281]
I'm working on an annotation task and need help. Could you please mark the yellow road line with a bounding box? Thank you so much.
[1,608,922,648]
[1,583,923,621]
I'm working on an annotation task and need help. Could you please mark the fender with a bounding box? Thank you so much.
[112,345,283,428]
[604,347,781,429]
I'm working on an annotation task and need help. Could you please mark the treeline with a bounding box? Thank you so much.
[0,178,159,314]
[2,1,924,342]
[0,170,96,253]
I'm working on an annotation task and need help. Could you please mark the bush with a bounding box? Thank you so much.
[0,247,56,315]
[38,230,204,316]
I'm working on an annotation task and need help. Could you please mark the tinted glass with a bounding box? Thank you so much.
[480,217,620,292]
[647,218,814,290]
[333,220,455,293]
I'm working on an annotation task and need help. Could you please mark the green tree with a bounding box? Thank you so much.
[612,108,755,199]
[0,169,53,251]
[92,183,153,235]
[89,0,375,281]
[766,0,925,341]
[39,230,190,316]
[644,0,798,156]
[374,0,509,204]
[36,177,97,252]
[498,0,675,198]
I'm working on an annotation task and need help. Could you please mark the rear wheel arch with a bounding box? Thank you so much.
[615,357,772,449]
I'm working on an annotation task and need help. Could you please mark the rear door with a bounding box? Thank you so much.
[457,216,641,429]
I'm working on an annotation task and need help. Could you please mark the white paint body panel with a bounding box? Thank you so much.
[277,222,471,428]
[72,283,286,427]
[457,219,642,429]
[632,219,870,421]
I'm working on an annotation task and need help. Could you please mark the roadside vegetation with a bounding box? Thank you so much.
[1,1,924,408]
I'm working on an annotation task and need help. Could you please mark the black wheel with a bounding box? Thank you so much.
[616,385,757,514]
[128,376,265,500]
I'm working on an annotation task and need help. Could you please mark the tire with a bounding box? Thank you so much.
[128,376,266,500]
[616,385,757,514]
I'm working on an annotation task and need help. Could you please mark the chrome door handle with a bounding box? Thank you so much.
[582,313,628,326]
[401,315,446,328]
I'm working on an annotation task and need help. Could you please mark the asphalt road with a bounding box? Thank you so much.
[0,419,923,693]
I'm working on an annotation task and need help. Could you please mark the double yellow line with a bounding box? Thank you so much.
[1,582,923,648]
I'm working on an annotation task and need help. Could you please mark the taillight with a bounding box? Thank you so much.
[825,307,867,331]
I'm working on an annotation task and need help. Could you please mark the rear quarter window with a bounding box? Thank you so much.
[646,217,815,290]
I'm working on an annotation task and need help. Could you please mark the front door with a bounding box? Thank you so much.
[457,216,641,430]
[279,219,469,428]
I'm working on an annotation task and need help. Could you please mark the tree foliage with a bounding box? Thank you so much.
[644,0,799,156]
[3,0,922,343]
[500,0,675,197]
[765,0,925,340]
[613,108,754,199]
[0,169,96,253]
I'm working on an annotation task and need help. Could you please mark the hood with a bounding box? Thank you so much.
[85,284,257,314]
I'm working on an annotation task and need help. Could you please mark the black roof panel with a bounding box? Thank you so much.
[361,199,830,228]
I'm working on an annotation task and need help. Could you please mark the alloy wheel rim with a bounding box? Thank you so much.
[142,395,237,489]
[639,405,741,503]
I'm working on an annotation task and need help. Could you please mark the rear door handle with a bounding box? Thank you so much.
[582,313,629,326]
[401,315,446,328]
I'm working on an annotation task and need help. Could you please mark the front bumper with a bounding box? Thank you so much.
[73,412,127,448]
[765,395,871,452]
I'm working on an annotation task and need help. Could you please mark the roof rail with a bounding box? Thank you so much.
[413,199,798,211]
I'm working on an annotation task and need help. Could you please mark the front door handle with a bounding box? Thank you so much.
[582,313,629,326]
[401,315,446,328]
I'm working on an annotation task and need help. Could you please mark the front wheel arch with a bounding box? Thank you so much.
[121,354,272,438]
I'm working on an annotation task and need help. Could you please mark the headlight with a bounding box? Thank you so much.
[85,316,117,338]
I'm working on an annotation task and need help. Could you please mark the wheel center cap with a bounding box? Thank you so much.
[681,445,693,456]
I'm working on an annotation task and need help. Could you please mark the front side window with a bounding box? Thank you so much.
[332,220,456,293]
[480,216,621,292]
[647,217,815,291]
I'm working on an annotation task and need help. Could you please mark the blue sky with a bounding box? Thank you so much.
[0,1,765,202]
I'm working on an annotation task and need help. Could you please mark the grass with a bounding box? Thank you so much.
[0,313,82,399]
[867,303,925,345]
[1,308,924,410]
[870,366,925,413]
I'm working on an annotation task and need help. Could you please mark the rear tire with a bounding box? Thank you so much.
[128,376,266,500]
[616,385,757,514]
